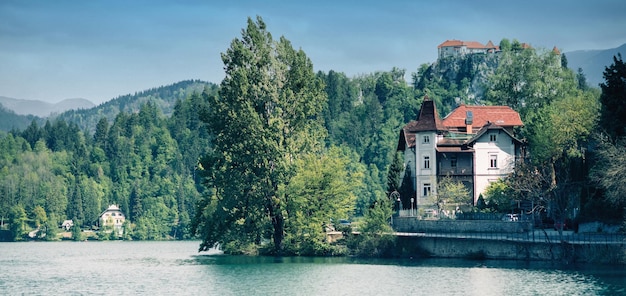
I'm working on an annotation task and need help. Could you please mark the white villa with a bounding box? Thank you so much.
[397,97,525,208]
[98,204,126,235]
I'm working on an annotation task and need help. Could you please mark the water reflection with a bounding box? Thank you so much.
[193,255,626,295]
[1,241,625,295]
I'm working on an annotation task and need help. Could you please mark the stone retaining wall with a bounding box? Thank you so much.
[396,236,626,264]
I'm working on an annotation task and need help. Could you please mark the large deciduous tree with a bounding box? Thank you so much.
[282,147,360,255]
[193,16,327,254]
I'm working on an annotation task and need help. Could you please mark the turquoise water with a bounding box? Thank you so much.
[1,241,625,295]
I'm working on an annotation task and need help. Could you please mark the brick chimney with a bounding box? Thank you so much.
[465,110,473,134]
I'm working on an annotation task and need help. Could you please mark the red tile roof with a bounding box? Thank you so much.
[397,100,524,151]
[442,104,523,128]
[438,40,492,49]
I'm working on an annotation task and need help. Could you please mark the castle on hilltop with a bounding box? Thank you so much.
[438,40,499,59]
[438,39,559,60]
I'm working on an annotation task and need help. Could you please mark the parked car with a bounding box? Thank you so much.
[554,221,567,230]
[503,214,519,221]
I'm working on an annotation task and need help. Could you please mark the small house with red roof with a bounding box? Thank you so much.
[397,97,525,208]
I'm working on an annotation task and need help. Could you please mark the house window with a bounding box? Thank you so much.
[490,134,497,142]
[423,183,431,197]
[451,156,457,168]
[423,156,430,169]
[490,154,498,168]
[423,135,430,144]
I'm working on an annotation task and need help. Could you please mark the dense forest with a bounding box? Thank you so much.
[1,17,624,255]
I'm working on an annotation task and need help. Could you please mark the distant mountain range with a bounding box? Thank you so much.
[0,80,215,133]
[565,43,626,87]
[0,96,95,118]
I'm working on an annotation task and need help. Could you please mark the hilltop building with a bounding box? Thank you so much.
[397,97,525,208]
[437,40,500,59]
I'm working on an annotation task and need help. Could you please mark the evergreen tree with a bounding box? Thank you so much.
[386,152,403,194]
[72,219,83,241]
[599,54,626,139]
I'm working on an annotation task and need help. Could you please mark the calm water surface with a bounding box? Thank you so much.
[1,241,625,295]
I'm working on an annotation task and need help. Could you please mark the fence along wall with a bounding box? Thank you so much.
[393,217,532,233]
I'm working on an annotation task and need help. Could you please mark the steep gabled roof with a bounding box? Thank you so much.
[397,97,445,150]
[406,97,445,132]
[442,104,523,128]
[465,122,524,145]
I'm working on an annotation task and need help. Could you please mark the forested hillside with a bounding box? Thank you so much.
[0,105,42,132]
[1,90,216,240]
[55,80,215,133]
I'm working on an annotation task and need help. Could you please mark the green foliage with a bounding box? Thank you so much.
[484,42,602,228]
[348,197,396,257]
[499,38,512,52]
[33,205,47,228]
[386,152,403,194]
[591,136,626,205]
[483,180,514,212]
[8,205,27,241]
[433,175,470,212]
[42,216,59,241]
[72,220,83,241]
[588,55,626,225]
[485,46,573,119]
[0,105,40,133]
[193,16,327,254]
[0,79,210,242]
[359,198,393,234]
[57,80,215,133]
[599,54,626,139]
[281,147,360,255]
[526,91,599,164]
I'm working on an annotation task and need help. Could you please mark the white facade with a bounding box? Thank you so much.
[470,129,518,204]
[415,131,437,206]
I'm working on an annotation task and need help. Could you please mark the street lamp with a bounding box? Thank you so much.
[410,198,415,216]
[390,191,401,225]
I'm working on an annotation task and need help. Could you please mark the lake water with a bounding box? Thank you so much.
[1,240,625,295]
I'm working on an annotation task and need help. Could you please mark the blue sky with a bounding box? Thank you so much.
[1,0,625,104]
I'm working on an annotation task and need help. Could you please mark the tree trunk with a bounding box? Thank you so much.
[272,211,284,254]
